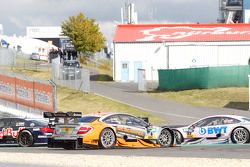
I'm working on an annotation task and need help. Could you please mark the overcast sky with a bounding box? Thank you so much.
[0,0,219,42]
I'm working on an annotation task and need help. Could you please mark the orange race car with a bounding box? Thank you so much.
[44,112,175,149]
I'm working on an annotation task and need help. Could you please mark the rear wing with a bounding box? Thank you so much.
[43,112,82,127]
[43,112,82,118]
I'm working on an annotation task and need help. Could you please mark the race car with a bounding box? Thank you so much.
[173,115,250,145]
[44,112,175,149]
[0,117,53,147]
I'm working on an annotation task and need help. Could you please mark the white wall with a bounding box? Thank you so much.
[169,45,218,69]
[245,10,250,23]
[26,26,62,38]
[114,42,250,82]
[114,43,167,82]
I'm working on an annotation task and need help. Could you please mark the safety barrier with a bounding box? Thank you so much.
[0,70,56,113]
[158,65,250,91]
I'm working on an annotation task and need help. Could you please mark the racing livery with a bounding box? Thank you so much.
[173,115,250,145]
[0,117,53,147]
[44,112,175,149]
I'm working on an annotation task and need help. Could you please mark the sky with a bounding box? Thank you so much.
[0,0,219,42]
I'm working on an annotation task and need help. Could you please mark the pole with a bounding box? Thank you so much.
[249,75,250,111]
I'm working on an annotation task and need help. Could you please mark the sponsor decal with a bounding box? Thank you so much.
[117,127,145,137]
[199,126,227,135]
[0,127,25,138]
[199,127,207,135]
[137,26,250,41]
[34,90,51,105]
[187,134,196,138]
[147,127,156,133]
[37,135,47,138]
[16,86,33,100]
[0,82,13,95]
[145,135,157,139]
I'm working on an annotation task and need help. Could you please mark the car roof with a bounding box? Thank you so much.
[84,112,136,118]
[196,115,249,122]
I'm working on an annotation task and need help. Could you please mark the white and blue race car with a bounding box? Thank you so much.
[173,115,250,145]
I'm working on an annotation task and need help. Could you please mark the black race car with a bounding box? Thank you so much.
[0,117,53,147]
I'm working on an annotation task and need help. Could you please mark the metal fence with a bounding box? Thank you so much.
[0,47,15,66]
[158,65,250,91]
[51,58,90,93]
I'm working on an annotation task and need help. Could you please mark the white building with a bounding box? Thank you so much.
[26,26,62,38]
[26,26,64,47]
[244,0,250,23]
[0,34,58,60]
[113,23,250,83]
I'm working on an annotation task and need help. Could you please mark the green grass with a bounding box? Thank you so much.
[147,87,249,110]
[57,86,164,124]
[81,58,113,81]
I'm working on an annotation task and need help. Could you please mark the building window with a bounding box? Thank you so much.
[122,63,128,69]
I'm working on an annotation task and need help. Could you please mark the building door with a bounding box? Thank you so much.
[121,62,129,82]
[134,61,142,83]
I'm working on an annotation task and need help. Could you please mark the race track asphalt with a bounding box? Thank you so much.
[90,81,250,125]
[0,144,250,159]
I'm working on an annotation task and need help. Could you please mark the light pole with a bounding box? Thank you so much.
[163,41,169,69]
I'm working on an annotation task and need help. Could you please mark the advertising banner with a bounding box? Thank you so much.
[114,24,250,42]
[0,73,55,113]
[34,82,54,112]
[15,78,34,107]
[0,74,15,102]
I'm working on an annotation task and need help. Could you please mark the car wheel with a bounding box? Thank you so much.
[174,130,184,144]
[157,128,174,147]
[231,127,250,144]
[17,130,34,147]
[99,128,116,149]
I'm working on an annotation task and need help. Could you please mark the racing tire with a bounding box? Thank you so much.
[173,130,184,145]
[157,128,174,147]
[231,127,250,144]
[17,130,34,147]
[99,128,116,149]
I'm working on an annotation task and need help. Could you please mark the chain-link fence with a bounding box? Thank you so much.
[0,47,16,66]
[51,58,90,93]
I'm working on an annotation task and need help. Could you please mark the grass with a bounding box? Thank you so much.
[57,86,164,124]
[147,87,249,110]
[81,58,113,81]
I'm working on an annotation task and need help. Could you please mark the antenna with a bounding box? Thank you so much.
[121,1,138,24]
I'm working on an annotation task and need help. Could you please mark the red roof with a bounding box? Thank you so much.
[113,24,250,42]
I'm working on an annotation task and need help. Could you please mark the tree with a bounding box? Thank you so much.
[61,12,105,59]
